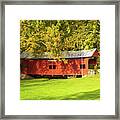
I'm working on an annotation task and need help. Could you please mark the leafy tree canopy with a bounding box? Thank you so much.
[20,20,100,59]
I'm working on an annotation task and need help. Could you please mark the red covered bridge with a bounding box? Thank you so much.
[20,48,99,77]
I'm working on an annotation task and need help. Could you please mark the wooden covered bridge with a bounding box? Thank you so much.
[20,48,99,78]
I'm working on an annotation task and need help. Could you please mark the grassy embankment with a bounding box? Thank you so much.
[20,74,100,100]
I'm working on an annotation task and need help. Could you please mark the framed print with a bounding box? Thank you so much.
[0,0,119,119]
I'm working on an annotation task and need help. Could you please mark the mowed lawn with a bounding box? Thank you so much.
[20,74,100,100]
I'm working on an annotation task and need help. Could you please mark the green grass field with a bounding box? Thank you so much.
[20,74,100,100]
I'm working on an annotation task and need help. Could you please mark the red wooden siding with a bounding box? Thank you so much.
[21,58,89,76]
[93,50,99,57]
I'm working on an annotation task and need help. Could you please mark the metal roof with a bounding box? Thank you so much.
[20,48,97,59]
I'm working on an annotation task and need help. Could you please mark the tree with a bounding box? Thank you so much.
[20,20,100,59]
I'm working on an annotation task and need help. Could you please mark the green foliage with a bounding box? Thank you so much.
[20,20,100,58]
[88,64,94,69]
[20,74,100,100]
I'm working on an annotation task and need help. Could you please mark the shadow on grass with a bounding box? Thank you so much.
[62,89,100,100]
[20,79,51,87]
[21,81,53,87]
[27,89,100,100]
[20,79,64,87]
[21,78,50,83]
